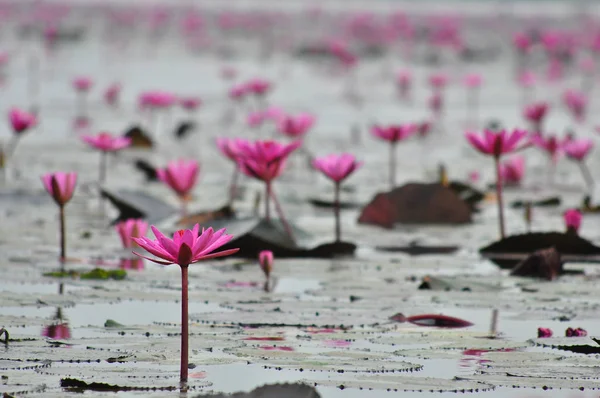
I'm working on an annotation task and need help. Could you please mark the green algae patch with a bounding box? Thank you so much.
[43,268,126,281]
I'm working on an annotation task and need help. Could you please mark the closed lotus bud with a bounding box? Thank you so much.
[537,327,553,338]
[563,209,582,234]
[258,250,274,279]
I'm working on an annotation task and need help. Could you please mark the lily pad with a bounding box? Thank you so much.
[301,375,495,392]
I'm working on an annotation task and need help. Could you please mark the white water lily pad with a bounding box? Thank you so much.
[260,358,423,373]
[460,374,600,390]
[37,362,213,390]
[481,365,600,379]
[301,375,495,392]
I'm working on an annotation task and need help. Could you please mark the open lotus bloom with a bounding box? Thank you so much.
[523,102,549,128]
[371,124,417,143]
[133,224,239,267]
[277,113,316,139]
[562,89,587,122]
[216,137,246,162]
[73,77,93,92]
[104,83,121,106]
[465,129,528,157]
[463,73,483,88]
[428,72,449,90]
[180,96,202,111]
[8,107,37,134]
[41,172,77,207]
[236,139,301,182]
[245,78,271,96]
[115,219,148,248]
[139,90,178,110]
[157,159,199,198]
[563,139,593,161]
[312,153,363,183]
[564,209,582,233]
[517,71,536,88]
[499,156,525,186]
[530,134,562,162]
[81,132,131,152]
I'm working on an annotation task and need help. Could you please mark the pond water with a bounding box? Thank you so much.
[1,0,600,397]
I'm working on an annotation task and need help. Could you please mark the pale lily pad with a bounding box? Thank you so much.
[301,375,495,392]
[460,374,600,390]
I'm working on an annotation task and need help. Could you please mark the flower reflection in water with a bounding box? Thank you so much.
[42,307,71,340]
[119,258,145,270]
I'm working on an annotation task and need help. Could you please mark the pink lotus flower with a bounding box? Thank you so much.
[277,113,315,139]
[564,209,582,233]
[258,249,273,291]
[372,123,417,188]
[563,89,587,122]
[429,92,443,116]
[263,106,285,121]
[216,138,247,203]
[115,219,148,248]
[523,102,549,133]
[216,137,245,162]
[133,224,238,266]
[9,107,36,134]
[82,132,131,152]
[157,159,199,203]
[229,84,248,101]
[236,139,301,183]
[139,91,178,110]
[465,129,528,157]
[42,323,71,340]
[513,32,531,53]
[565,327,587,337]
[132,224,238,384]
[41,172,77,261]
[466,129,528,239]
[463,73,483,88]
[564,139,593,161]
[517,71,536,88]
[429,72,448,90]
[180,97,201,111]
[499,156,525,186]
[41,172,77,207]
[104,83,121,107]
[73,76,93,92]
[537,327,553,338]
[312,153,362,183]
[396,69,411,98]
[313,154,362,242]
[221,66,237,80]
[246,78,271,96]
[371,124,417,143]
[530,134,562,162]
[246,111,266,128]
[468,171,480,183]
[237,139,300,225]
[563,138,594,189]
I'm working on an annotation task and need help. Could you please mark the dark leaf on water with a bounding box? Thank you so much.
[376,241,459,256]
[133,159,158,182]
[511,196,561,209]
[100,189,176,225]
[358,183,472,228]
[308,197,361,210]
[448,181,485,211]
[195,383,321,398]
[510,247,563,281]
[417,275,503,292]
[203,217,355,258]
[479,231,600,269]
[174,121,197,139]
[61,378,177,393]
[123,126,153,149]
[390,313,473,328]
